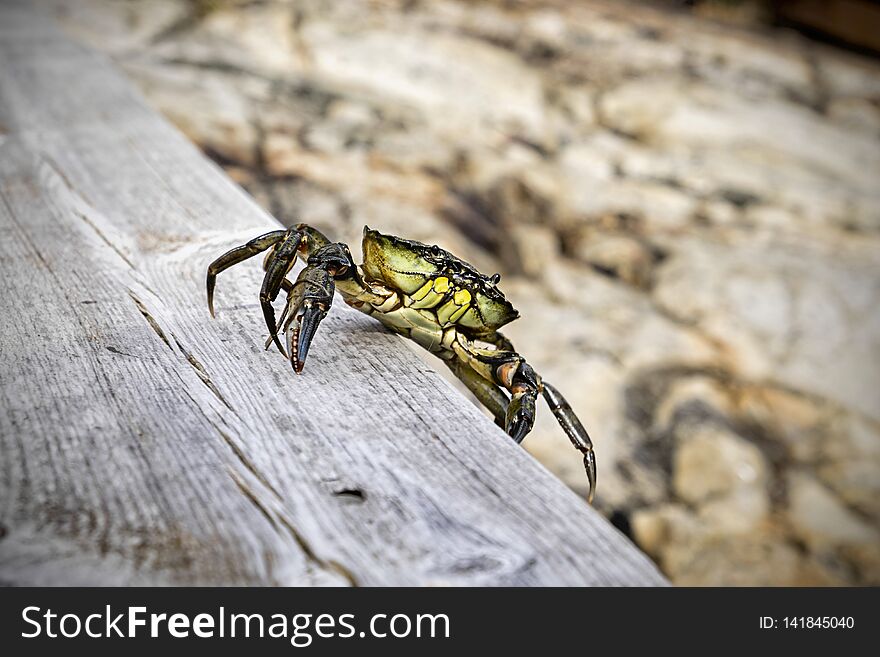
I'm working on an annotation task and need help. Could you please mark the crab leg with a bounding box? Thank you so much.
[258,229,309,356]
[454,333,597,503]
[206,229,286,317]
[444,358,510,429]
[503,362,542,446]
[206,227,298,355]
[542,382,597,503]
[263,278,295,350]
[451,336,540,442]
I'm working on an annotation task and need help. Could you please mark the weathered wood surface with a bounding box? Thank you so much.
[0,0,666,586]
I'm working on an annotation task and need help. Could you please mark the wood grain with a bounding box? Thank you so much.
[0,0,666,586]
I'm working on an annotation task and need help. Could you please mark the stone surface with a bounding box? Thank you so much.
[787,472,880,548]
[52,0,880,586]
[673,427,768,505]
[663,533,839,587]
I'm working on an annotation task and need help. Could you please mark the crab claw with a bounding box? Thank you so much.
[583,449,597,505]
[281,258,337,373]
[505,391,536,445]
[286,300,328,373]
[262,293,288,358]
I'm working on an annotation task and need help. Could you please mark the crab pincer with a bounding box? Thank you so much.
[274,243,352,373]
[280,265,332,373]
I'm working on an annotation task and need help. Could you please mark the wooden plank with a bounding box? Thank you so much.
[0,0,666,586]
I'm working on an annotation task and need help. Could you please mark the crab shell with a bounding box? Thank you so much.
[360,227,519,335]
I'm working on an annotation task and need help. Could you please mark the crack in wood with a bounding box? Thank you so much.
[274,512,360,588]
[169,381,360,583]
[227,468,359,587]
[127,290,236,411]
[40,157,137,272]
[172,335,232,410]
[127,290,171,349]
[41,154,84,202]
[216,428,281,499]
[228,468,281,531]
[77,212,136,270]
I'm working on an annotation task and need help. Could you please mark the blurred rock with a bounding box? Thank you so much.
[653,376,735,433]
[697,486,769,534]
[664,533,840,586]
[631,503,700,559]
[565,227,657,288]
[653,236,880,420]
[673,426,767,504]
[818,460,880,524]
[503,223,559,278]
[787,471,880,548]
[122,60,265,167]
[828,97,880,137]
[840,544,880,585]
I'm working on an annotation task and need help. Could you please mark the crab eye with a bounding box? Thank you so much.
[490,273,501,285]
[430,244,443,257]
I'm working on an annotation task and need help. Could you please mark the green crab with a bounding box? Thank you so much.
[207,224,596,502]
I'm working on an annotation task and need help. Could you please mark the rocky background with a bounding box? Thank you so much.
[50,0,880,585]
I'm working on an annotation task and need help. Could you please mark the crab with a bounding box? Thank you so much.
[207,224,596,502]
